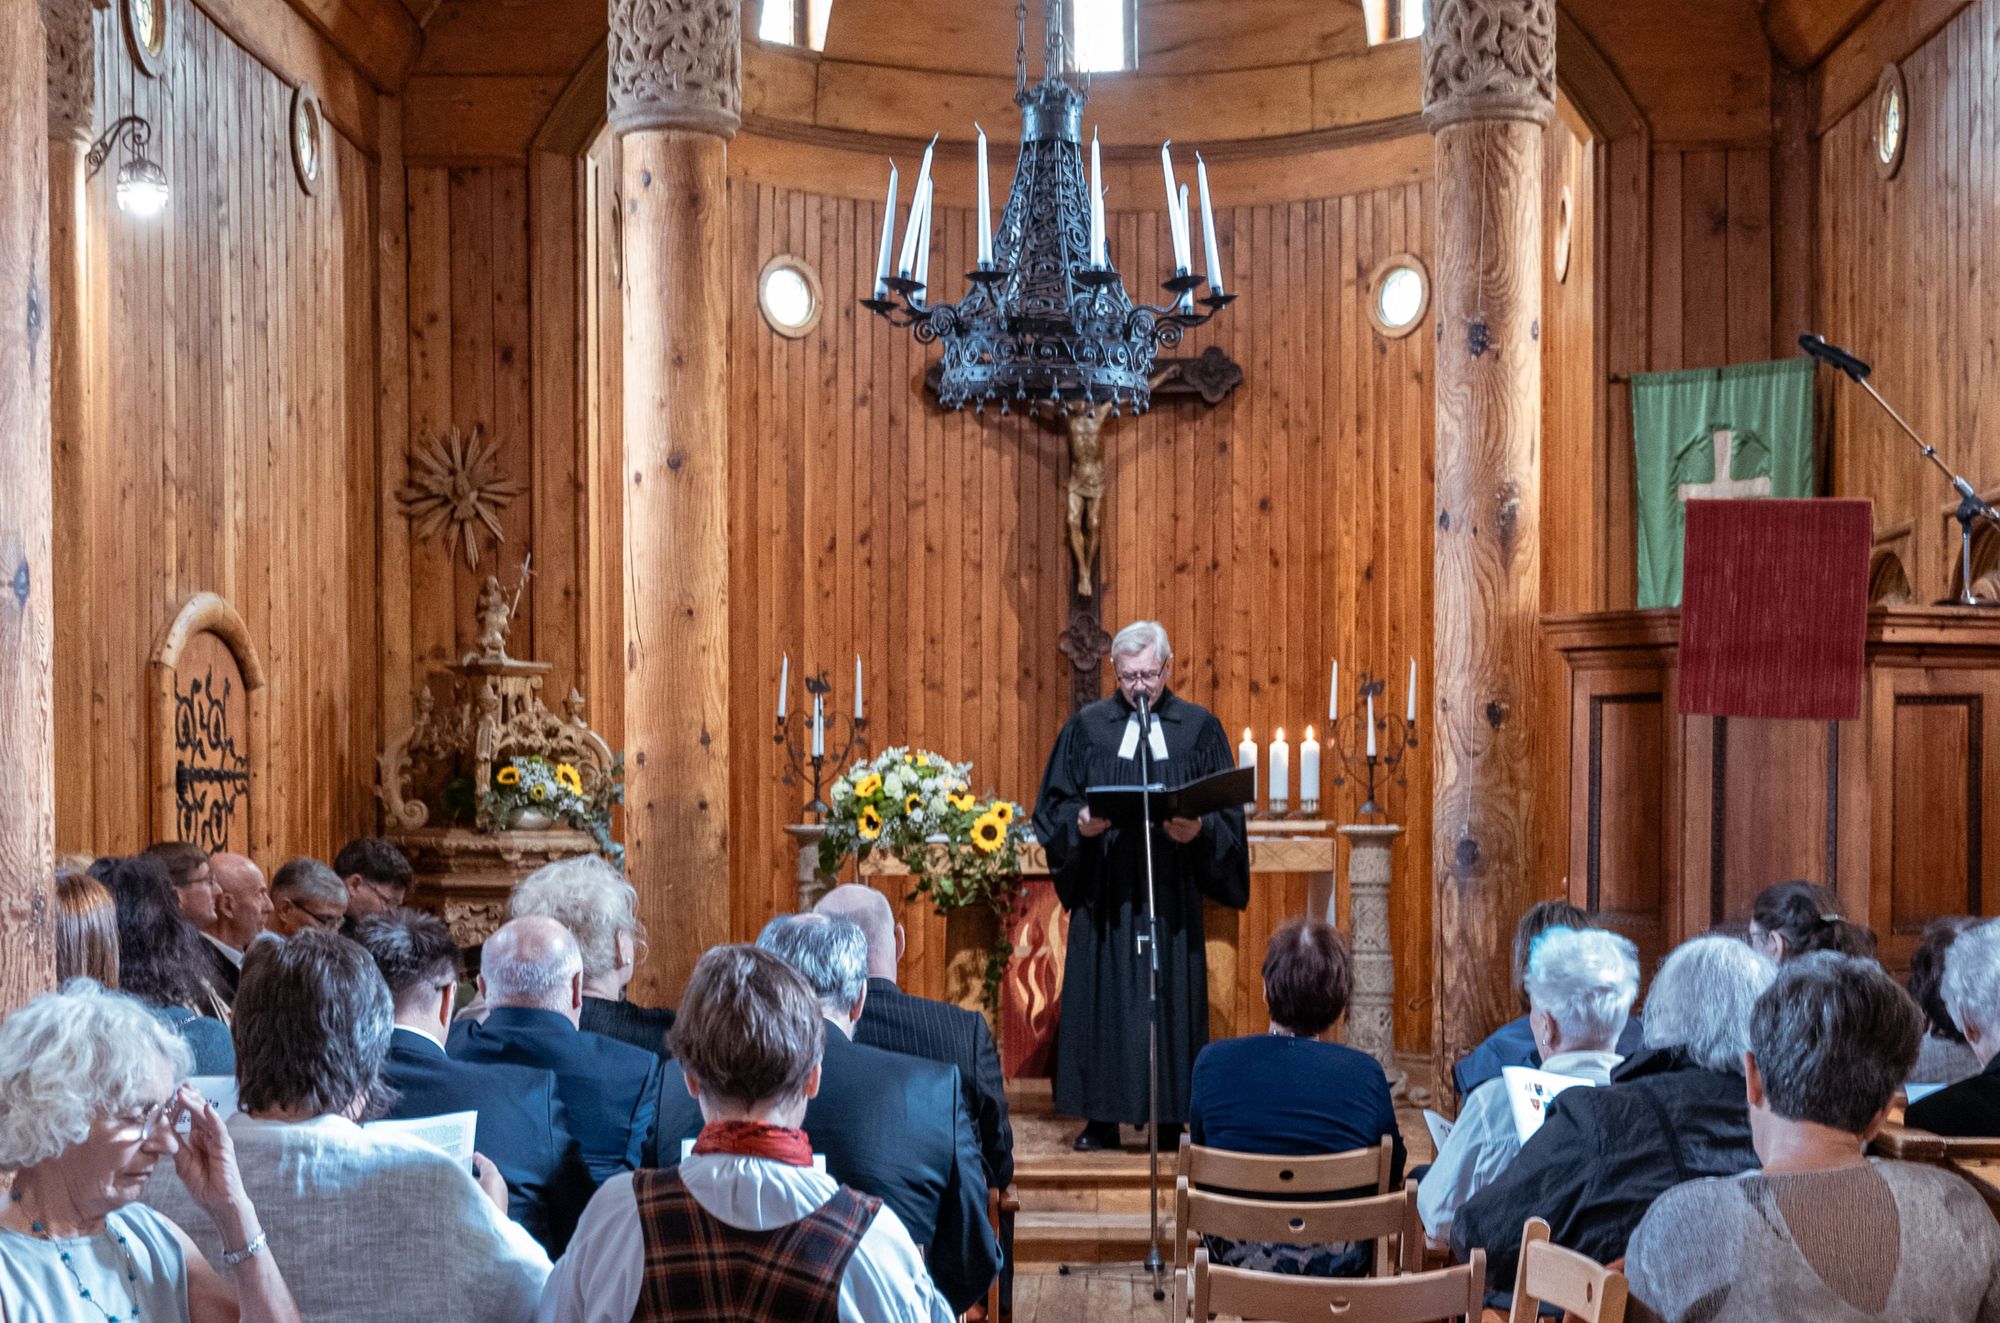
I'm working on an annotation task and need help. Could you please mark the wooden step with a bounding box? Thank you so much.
[1014,1210,1167,1265]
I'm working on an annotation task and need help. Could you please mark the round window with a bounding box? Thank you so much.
[759,256,822,338]
[125,0,170,77]
[1875,64,1908,180]
[1368,255,1430,339]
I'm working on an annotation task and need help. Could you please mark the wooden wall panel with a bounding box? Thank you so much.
[56,2,380,862]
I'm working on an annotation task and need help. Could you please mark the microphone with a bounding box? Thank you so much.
[1799,334,1873,382]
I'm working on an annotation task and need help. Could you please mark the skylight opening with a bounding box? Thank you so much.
[1071,0,1136,74]
[758,0,833,52]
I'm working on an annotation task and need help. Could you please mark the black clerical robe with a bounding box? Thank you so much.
[1032,689,1250,1124]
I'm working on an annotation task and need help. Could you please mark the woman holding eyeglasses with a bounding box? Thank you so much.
[0,981,300,1322]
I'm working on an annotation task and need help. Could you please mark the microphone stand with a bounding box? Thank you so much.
[1802,334,2000,606]
[1133,691,1167,1302]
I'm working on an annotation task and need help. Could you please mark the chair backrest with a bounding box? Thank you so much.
[1177,1134,1396,1196]
[1506,1217,1627,1323]
[1192,1245,1485,1323]
[1176,1181,1421,1279]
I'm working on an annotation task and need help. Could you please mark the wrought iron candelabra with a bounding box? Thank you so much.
[1330,673,1420,817]
[773,669,868,819]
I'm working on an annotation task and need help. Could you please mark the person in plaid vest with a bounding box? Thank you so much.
[540,944,951,1323]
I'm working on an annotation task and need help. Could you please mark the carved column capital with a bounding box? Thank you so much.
[607,0,740,139]
[1421,0,1557,131]
[42,0,95,144]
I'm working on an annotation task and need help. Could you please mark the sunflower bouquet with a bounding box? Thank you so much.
[482,753,626,868]
[818,747,1031,1013]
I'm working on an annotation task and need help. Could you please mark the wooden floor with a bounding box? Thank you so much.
[1012,1267,1176,1322]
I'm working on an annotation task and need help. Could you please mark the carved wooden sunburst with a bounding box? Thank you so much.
[397,426,525,569]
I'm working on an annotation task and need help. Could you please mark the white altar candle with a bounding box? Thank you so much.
[811,694,825,758]
[1329,660,1339,723]
[1269,727,1290,809]
[1406,657,1418,723]
[1237,728,1257,813]
[1177,185,1194,308]
[914,178,935,290]
[1160,142,1190,271]
[873,164,898,298]
[1300,725,1321,806]
[1197,152,1224,295]
[1366,693,1377,757]
[854,654,865,721]
[975,124,993,266]
[1089,129,1107,266]
[777,652,790,721]
[897,136,936,278]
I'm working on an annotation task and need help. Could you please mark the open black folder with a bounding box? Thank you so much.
[1084,765,1255,829]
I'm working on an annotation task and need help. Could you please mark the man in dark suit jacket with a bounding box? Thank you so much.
[193,852,272,1010]
[654,913,999,1314]
[816,882,1014,1189]
[355,909,597,1253]
[447,915,664,1184]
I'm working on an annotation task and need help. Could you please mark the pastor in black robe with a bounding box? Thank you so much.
[1032,689,1250,1124]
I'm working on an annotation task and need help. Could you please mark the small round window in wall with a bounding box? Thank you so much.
[1875,64,1908,180]
[125,0,170,77]
[759,256,823,339]
[1368,255,1430,340]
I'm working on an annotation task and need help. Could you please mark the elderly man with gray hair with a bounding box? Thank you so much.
[511,854,676,1057]
[266,858,348,936]
[1454,934,1776,1291]
[1419,925,1641,1243]
[447,915,665,1184]
[1906,919,2000,1136]
[651,914,999,1315]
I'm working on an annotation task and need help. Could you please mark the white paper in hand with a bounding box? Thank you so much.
[1422,1109,1454,1153]
[1501,1065,1596,1144]
[180,1076,239,1133]
[365,1110,479,1163]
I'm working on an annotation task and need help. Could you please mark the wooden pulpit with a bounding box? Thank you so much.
[1545,607,2000,974]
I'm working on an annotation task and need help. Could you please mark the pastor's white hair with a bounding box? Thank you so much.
[511,854,642,981]
[482,915,584,1010]
[1525,926,1640,1050]
[0,980,193,1172]
[1642,935,1776,1073]
[1111,620,1172,663]
[1943,920,2000,1043]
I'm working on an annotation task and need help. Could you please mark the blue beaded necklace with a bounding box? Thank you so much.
[8,1188,144,1321]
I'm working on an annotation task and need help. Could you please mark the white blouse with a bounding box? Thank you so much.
[0,1201,190,1323]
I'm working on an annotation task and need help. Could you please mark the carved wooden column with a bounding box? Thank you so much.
[609,0,738,1002]
[1422,0,1555,1099]
[1,0,56,1012]
[44,0,95,850]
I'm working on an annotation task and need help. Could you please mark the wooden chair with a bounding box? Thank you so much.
[1173,1136,1400,1298]
[1174,1182,1423,1317]
[1506,1218,1626,1323]
[1192,1245,1485,1322]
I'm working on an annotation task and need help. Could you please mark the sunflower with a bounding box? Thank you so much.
[988,801,1016,825]
[531,784,548,801]
[858,805,884,840]
[905,793,924,814]
[496,766,521,787]
[948,791,976,812]
[970,812,1006,854]
[854,773,884,800]
[556,763,584,795]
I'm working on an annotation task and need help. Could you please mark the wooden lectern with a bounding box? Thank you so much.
[1545,606,2000,974]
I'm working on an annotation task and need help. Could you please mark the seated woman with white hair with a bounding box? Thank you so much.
[510,855,675,1056]
[0,981,300,1322]
[1906,919,2000,1136]
[143,929,552,1323]
[1418,925,1639,1244]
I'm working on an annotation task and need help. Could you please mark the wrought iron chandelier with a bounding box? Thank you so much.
[860,0,1236,416]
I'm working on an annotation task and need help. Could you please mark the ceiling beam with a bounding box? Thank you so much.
[1763,0,1883,70]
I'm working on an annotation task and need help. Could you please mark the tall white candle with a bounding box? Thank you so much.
[1366,693,1377,757]
[1160,142,1190,271]
[896,136,937,278]
[873,164,899,298]
[1178,185,1194,305]
[1197,153,1224,294]
[1406,657,1418,723]
[914,177,934,290]
[1089,130,1106,266]
[1300,726,1321,807]
[1269,727,1290,809]
[812,694,825,758]
[1329,660,1339,723]
[777,652,790,721]
[1237,728,1257,813]
[854,655,865,721]
[975,125,993,266]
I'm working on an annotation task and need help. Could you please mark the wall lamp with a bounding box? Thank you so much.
[86,114,169,217]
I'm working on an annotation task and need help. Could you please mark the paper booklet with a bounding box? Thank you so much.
[1501,1065,1597,1143]
[1085,765,1257,829]
[182,1076,239,1131]
[366,1110,479,1163]
[1422,1109,1454,1153]
[1905,1082,1947,1104]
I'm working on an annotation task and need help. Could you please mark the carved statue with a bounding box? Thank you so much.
[475,577,511,661]
[1063,402,1111,597]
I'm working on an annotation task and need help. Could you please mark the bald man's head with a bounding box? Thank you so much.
[206,852,271,949]
[813,883,904,982]
[481,914,585,1020]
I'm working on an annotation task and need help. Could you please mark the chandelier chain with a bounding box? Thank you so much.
[1016,0,1029,98]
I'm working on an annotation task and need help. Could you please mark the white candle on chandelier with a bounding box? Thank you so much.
[812,694,826,758]
[914,177,935,290]
[1177,185,1194,309]
[1238,727,1257,813]
[975,124,994,266]
[1268,727,1290,809]
[1328,659,1339,723]
[1160,141,1190,272]
[873,164,899,298]
[1089,129,1107,267]
[777,652,790,721]
[1406,657,1417,723]
[1366,692,1377,757]
[897,135,937,279]
[854,654,865,721]
[1197,152,1224,296]
[1300,725,1321,807]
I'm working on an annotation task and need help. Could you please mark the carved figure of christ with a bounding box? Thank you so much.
[1678,427,1772,504]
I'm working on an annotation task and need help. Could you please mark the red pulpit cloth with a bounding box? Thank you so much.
[1678,498,1871,720]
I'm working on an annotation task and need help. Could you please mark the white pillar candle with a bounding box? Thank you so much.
[854,654,865,721]
[1269,727,1290,809]
[1160,142,1190,271]
[777,652,790,721]
[897,136,936,278]
[1300,725,1321,806]
[1328,659,1339,723]
[1238,727,1257,812]
[812,694,825,758]
[1197,152,1224,295]
[1089,129,1106,267]
[914,177,934,290]
[975,124,993,266]
[1177,185,1194,307]
[1407,657,1418,723]
[1366,693,1377,757]
[873,163,898,297]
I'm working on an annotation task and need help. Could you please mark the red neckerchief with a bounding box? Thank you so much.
[691,1120,814,1167]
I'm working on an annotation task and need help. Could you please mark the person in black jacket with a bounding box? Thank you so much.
[652,913,1000,1315]
[1451,934,1775,1291]
[356,908,595,1253]
[1907,918,2000,1136]
[510,855,677,1058]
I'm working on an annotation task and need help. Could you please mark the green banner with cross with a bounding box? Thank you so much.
[1630,358,1817,608]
